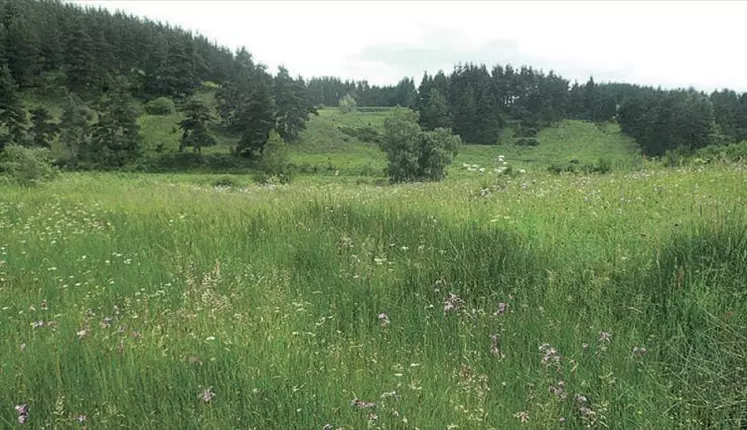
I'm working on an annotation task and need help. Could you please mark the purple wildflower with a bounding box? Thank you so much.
[15,404,28,424]
[549,381,566,399]
[200,386,215,402]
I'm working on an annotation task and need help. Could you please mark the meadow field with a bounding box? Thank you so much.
[1,155,746,428]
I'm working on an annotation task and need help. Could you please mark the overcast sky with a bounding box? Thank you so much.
[71,1,747,92]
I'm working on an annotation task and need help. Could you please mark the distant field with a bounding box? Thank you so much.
[21,92,642,180]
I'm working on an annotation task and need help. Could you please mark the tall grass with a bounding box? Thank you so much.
[1,164,746,428]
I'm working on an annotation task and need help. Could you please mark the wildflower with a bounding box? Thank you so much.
[380,391,399,399]
[76,329,88,340]
[117,325,126,334]
[443,293,463,313]
[100,317,113,329]
[540,344,560,367]
[200,387,215,402]
[632,346,647,356]
[367,412,379,421]
[582,343,590,350]
[20,343,26,352]
[513,411,529,423]
[40,300,48,311]
[490,334,503,358]
[377,312,391,327]
[76,415,86,423]
[494,302,508,316]
[351,398,376,408]
[575,394,587,404]
[32,320,45,329]
[559,417,567,423]
[599,331,611,342]
[549,381,566,399]
[15,404,28,424]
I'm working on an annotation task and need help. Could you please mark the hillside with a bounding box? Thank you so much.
[285,107,642,178]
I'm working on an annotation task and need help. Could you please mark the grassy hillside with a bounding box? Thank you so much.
[1,165,746,428]
[20,90,642,179]
[290,108,642,178]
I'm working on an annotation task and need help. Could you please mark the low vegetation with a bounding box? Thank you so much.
[1,165,747,428]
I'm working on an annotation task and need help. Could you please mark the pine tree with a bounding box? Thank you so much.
[154,36,200,98]
[0,64,27,149]
[421,88,451,130]
[235,67,276,158]
[3,2,40,87]
[64,20,96,93]
[274,66,316,141]
[89,76,141,167]
[58,91,92,169]
[177,97,216,153]
[30,107,58,148]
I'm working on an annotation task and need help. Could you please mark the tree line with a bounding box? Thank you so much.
[1,0,747,168]
[0,0,316,169]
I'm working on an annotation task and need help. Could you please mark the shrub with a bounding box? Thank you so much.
[144,97,176,116]
[379,108,461,183]
[338,94,357,114]
[0,145,58,186]
[514,137,540,147]
[212,177,238,188]
[256,130,293,184]
[338,125,381,143]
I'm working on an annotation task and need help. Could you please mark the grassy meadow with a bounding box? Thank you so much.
[2,158,747,428]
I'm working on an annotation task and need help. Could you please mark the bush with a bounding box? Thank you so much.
[212,177,239,188]
[338,94,357,114]
[338,125,381,143]
[0,145,58,186]
[256,130,294,184]
[379,108,461,183]
[514,137,540,147]
[144,97,176,116]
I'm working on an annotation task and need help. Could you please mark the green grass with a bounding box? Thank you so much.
[1,163,747,428]
[289,109,642,178]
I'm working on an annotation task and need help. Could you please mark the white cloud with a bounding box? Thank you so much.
[71,0,747,91]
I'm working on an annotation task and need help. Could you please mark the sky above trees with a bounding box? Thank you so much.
[66,0,747,92]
